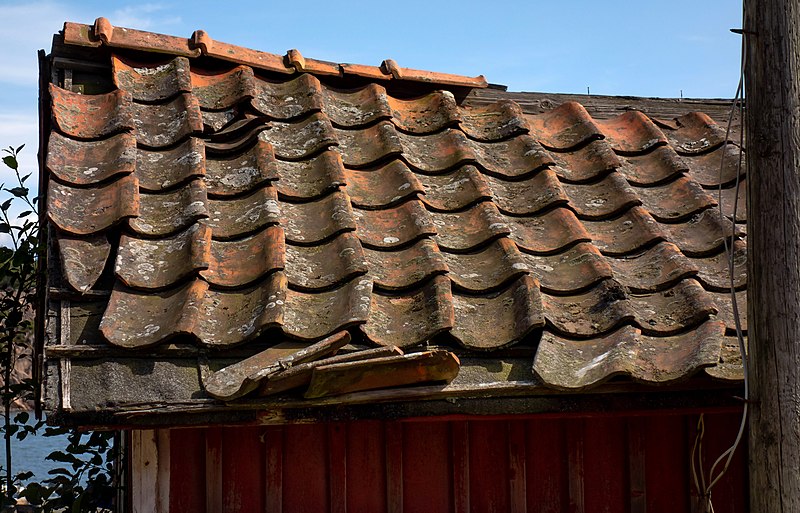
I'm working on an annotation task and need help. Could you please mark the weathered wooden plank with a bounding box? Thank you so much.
[451,421,470,513]
[131,429,169,513]
[567,420,585,513]
[204,332,350,400]
[264,426,283,513]
[258,346,403,396]
[627,417,647,513]
[385,422,403,513]
[304,350,460,399]
[205,427,223,513]
[509,420,528,513]
[328,423,347,513]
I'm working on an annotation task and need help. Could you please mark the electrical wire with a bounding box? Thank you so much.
[691,9,750,511]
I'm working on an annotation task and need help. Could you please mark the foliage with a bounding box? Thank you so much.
[0,146,119,511]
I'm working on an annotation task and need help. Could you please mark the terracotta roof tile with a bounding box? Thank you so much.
[47,131,136,185]
[43,25,748,394]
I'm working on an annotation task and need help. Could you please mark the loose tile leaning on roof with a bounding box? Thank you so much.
[45,52,747,390]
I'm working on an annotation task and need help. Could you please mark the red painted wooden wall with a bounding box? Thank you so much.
[138,411,747,513]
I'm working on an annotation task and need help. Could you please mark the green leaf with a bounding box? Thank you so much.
[0,223,10,234]
[13,411,28,424]
[16,144,24,153]
[0,199,12,212]
[20,173,30,184]
[9,187,28,198]
[2,156,17,171]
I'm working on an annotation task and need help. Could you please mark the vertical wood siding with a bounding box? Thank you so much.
[150,411,746,513]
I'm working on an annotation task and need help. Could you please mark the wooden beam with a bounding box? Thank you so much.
[745,0,800,511]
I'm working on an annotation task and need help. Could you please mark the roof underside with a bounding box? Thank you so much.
[39,20,746,425]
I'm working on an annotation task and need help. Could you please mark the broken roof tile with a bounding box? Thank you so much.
[58,233,112,293]
[452,275,543,350]
[47,131,136,186]
[112,54,192,102]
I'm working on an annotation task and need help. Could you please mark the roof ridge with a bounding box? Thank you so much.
[62,17,489,89]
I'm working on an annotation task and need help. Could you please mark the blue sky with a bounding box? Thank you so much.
[0,0,743,189]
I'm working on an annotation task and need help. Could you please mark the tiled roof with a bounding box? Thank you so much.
[43,20,746,396]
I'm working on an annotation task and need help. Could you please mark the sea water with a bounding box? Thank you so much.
[0,412,70,485]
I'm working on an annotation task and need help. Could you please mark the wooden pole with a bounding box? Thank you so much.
[745,0,800,511]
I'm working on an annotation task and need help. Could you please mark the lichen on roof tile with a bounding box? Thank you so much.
[42,28,747,391]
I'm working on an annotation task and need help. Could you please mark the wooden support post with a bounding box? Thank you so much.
[744,0,800,511]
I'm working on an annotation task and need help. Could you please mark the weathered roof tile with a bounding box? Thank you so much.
[43,24,748,397]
